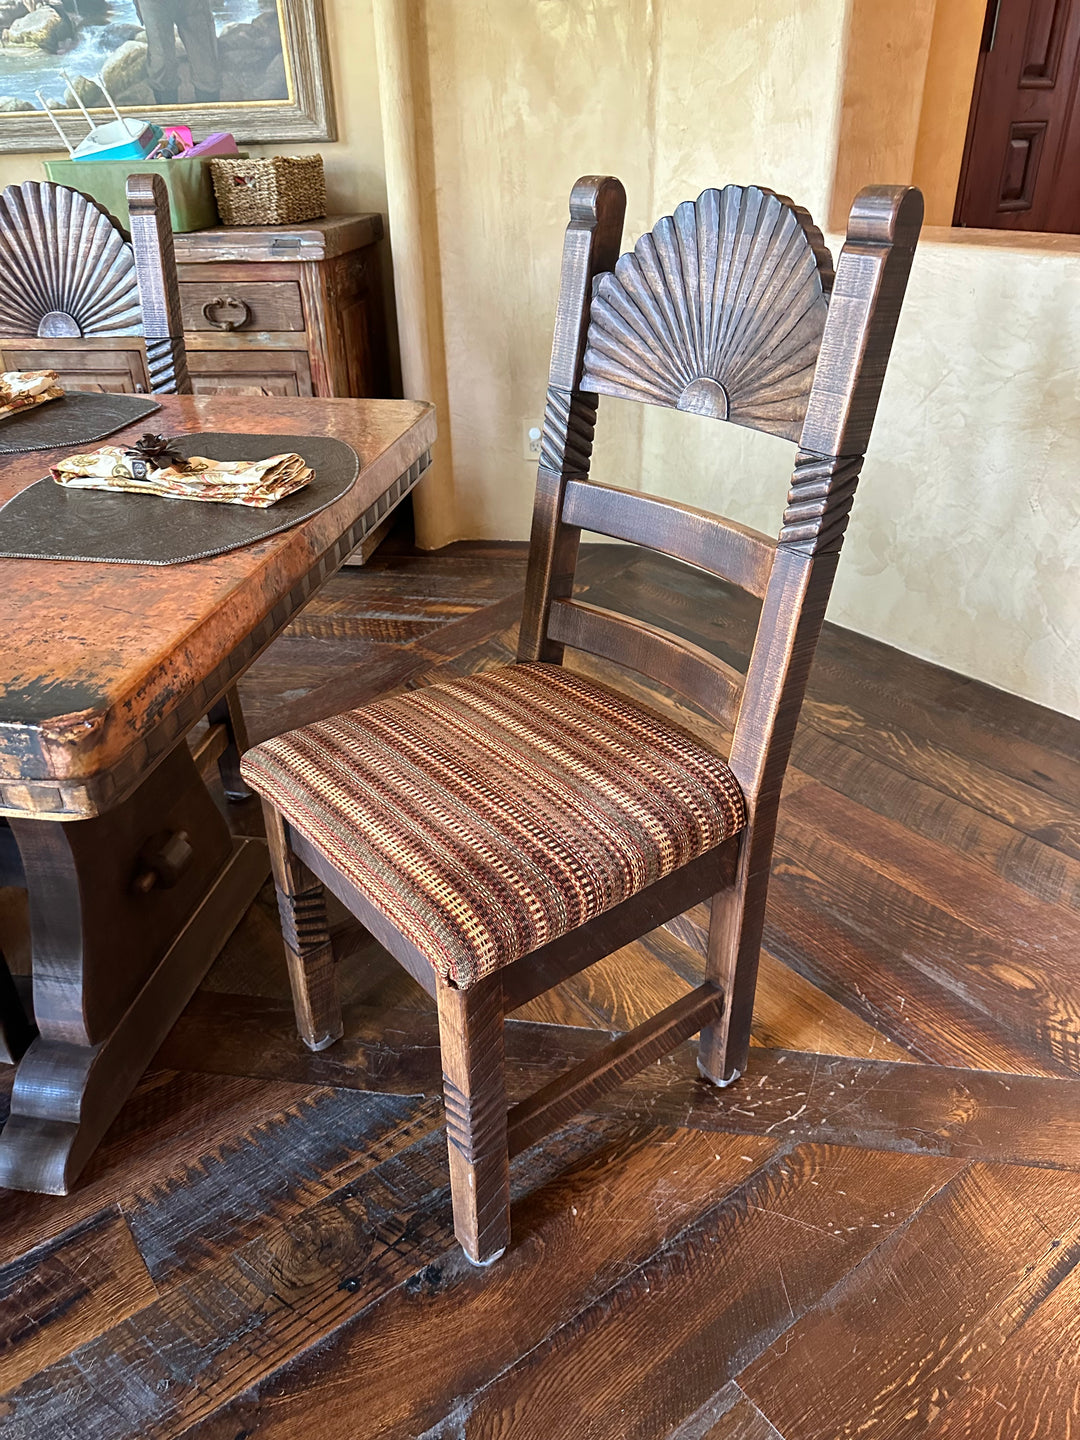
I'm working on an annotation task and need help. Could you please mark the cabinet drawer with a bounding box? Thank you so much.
[187,349,313,396]
[0,342,148,393]
[179,281,304,334]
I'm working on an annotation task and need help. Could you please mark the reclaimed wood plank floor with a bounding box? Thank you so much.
[0,536,1077,1439]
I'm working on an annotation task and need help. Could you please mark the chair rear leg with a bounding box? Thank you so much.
[437,976,511,1265]
[262,801,343,1052]
[698,832,768,1087]
[208,686,253,802]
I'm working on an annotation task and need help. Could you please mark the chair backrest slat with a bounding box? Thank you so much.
[548,598,743,731]
[562,479,775,598]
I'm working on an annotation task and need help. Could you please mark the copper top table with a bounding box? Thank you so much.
[0,394,436,1194]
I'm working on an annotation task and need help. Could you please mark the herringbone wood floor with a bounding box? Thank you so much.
[1,536,1077,1439]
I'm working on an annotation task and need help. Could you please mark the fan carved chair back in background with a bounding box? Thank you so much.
[0,175,189,396]
[241,176,924,1265]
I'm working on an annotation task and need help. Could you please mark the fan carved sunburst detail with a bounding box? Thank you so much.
[0,181,142,341]
[580,185,833,443]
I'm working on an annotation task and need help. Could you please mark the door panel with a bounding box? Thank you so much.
[956,0,1080,231]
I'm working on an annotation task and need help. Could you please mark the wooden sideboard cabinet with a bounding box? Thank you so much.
[0,215,390,401]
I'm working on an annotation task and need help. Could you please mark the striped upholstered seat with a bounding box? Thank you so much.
[241,662,746,988]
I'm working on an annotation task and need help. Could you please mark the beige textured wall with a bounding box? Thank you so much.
[417,0,849,533]
[835,232,1080,712]
[913,0,985,224]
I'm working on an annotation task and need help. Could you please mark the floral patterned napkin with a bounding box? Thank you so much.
[51,446,314,508]
[0,370,64,421]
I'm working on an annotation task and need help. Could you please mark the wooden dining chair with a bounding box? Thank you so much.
[0,175,250,799]
[241,176,923,1264]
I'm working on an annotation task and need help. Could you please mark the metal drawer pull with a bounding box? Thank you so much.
[202,295,252,331]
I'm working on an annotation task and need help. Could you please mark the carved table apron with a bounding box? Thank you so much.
[0,394,436,1193]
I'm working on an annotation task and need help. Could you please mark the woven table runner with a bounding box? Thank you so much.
[0,391,162,454]
[0,432,360,565]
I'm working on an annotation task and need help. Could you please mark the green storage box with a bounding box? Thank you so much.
[42,157,218,233]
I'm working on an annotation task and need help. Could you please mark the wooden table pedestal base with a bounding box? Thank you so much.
[0,742,268,1195]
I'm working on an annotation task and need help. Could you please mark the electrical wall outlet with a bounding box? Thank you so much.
[522,420,543,461]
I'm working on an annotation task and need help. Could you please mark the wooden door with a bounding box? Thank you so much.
[956,0,1080,231]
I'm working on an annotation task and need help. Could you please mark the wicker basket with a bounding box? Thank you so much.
[209,155,326,226]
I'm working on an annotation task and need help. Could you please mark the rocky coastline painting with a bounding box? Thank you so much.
[0,0,334,148]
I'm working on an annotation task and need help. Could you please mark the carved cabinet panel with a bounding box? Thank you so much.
[0,342,148,393]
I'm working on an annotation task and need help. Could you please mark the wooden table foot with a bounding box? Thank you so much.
[0,733,271,1195]
[0,835,267,1194]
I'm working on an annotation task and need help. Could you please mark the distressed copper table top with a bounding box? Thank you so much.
[0,394,436,818]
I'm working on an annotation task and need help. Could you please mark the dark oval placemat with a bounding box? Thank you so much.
[0,391,162,454]
[0,432,360,565]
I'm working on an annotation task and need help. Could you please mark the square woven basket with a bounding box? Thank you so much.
[209,155,326,226]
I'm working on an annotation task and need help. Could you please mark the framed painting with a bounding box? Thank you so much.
[0,0,335,151]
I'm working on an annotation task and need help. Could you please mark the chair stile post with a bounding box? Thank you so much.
[699,185,925,1084]
[125,173,191,397]
[517,175,626,664]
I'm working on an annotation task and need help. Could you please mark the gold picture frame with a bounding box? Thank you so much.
[0,0,336,153]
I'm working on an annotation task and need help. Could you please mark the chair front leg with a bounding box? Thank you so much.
[437,975,511,1265]
[262,801,343,1052]
[698,827,769,1087]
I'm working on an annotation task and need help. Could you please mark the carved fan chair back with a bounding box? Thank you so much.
[0,175,189,395]
[241,176,923,1265]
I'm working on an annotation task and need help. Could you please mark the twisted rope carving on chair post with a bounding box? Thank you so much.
[275,881,331,959]
[145,336,191,397]
[778,450,865,555]
[540,385,598,478]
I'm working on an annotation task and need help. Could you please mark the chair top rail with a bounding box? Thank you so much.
[561,479,775,599]
[0,178,141,340]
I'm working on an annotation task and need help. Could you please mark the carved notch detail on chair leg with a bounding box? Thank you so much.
[277,880,341,1054]
[438,978,511,1266]
[262,802,342,1053]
